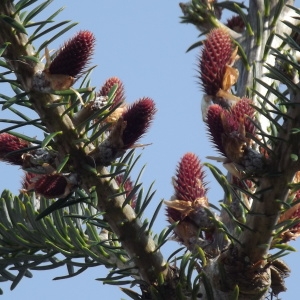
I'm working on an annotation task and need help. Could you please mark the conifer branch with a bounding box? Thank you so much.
[0,0,171,295]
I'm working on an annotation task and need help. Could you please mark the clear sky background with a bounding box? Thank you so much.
[0,1,300,299]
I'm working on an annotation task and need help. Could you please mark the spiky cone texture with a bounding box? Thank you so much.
[97,77,127,124]
[34,174,77,199]
[206,97,256,164]
[165,153,213,247]
[199,28,237,101]
[115,174,137,209]
[0,133,29,165]
[89,98,156,166]
[226,15,245,33]
[48,30,95,79]
[98,77,125,109]
[121,97,156,149]
[173,153,207,202]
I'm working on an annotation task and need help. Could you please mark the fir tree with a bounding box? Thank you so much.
[0,0,300,299]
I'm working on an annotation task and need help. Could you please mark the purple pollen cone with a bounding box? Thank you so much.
[48,30,95,78]
[121,97,156,148]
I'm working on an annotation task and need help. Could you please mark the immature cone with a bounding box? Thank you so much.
[48,30,95,78]
[174,153,207,202]
[199,28,239,107]
[226,15,245,33]
[121,97,156,148]
[206,97,256,162]
[34,173,77,198]
[206,104,225,155]
[0,133,29,165]
[21,172,40,191]
[231,97,256,135]
[76,78,126,127]
[98,77,125,108]
[97,77,127,123]
[165,153,213,246]
[89,97,156,166]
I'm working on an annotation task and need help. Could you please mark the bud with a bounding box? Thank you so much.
[121,97,156,148]
[0,133,29,165]
[34,173,78,199]
[179,1,223,32]
[226,15,245,33]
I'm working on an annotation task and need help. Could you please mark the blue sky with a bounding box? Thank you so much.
[0,1,300,299]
